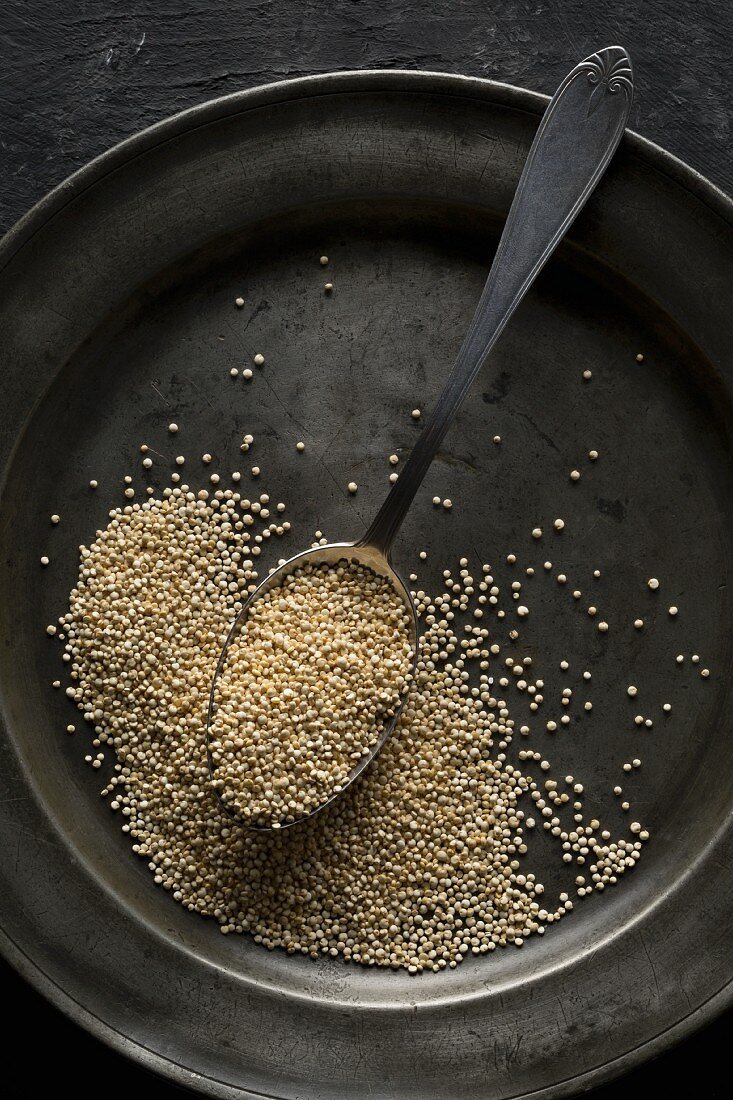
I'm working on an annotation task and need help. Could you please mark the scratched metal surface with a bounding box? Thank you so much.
[0,74,731,1098]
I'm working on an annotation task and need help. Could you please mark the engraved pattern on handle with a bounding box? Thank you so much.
[361,47,634,557]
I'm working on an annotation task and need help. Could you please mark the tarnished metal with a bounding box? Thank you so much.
[0,68,731,1100]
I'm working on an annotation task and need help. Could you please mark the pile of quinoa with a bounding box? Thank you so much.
[209,558,413,827]
[55,480,646,972]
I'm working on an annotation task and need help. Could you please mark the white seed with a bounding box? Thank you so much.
[51,514,60,524]
[254,353,265,366]
[647,578,659,590]
[243,369,253,380]
[296,441,305,452]
[411,409,421,419]
[348,482,358,494]
[168,423,178,434]
[235,296,245,307]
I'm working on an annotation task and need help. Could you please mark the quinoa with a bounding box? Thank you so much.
[54,479,647,971]
[209,559,413,827]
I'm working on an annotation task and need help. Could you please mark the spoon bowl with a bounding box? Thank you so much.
[206,539,419,830]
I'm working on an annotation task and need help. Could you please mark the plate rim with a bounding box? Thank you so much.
[1,68,731,1098]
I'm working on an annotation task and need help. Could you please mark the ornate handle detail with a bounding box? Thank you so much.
[582,46,634,114]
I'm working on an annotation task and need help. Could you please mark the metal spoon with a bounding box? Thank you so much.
[207,46,634,830]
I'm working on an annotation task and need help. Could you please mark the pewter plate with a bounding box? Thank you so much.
[0,72,731,1099]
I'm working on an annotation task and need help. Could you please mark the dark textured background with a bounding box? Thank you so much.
[1,1,730,1096]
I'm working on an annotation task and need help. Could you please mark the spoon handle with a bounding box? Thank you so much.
[361,46,633,557]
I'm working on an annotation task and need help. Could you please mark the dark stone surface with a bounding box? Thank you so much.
[0,2,730,1097]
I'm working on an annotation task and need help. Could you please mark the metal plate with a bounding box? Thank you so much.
[0,72,731,1099]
